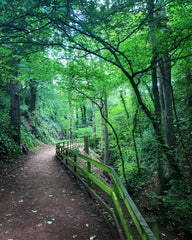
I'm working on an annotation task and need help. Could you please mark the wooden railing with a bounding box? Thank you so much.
[56,141,158,240]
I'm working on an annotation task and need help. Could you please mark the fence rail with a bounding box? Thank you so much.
[56,141,158,240]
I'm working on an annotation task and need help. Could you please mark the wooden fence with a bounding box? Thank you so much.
[56,141,158,240]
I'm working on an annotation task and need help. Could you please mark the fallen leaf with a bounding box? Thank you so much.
[161,233,167,237]
[6,214,12,217]
[90,236,96,240]
[47,221,53,225]
[36,223,43,227]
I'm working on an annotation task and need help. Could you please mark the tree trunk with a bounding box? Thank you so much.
[10,71,21,148]
[100,100,105,161]
[92,102,96,150]
[148,0,165,192]
[76,108,79,129]
[80,103,86,127]
[158,56,182,178]
[132,107,140,173]
[69,98,73,141]
[104,92,109,165]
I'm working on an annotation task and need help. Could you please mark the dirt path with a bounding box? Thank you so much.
[0,144,120,240]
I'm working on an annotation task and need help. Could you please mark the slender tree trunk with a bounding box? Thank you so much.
[10,70,21,148]
[132,107,140,173]
[76,108,79,129]
[120,91,129,120]
[104,92,109,165]
[100,100,105,161]
[92,102,96,150]
[158,56,180,177]
[148,0,165,192]
[69,98,73,141]
[80,103,86,127]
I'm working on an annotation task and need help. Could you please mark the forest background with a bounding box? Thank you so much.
[0,0,192,237]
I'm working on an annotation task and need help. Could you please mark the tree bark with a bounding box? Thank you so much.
[92,102,96,150]
[69,98,73,141]
[100,100,105,161]
[10,70,21,148]
[147,0,165,192]
[132,107,140,173]
[80,103,86,127]
[104,92,109,165]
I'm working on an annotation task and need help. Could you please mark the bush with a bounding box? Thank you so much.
[149,178,192,234]
[116,160,153,196]
[21,117,38,150]
[28,113,62,144]
[74,126,93,138]
[0,129,20,162]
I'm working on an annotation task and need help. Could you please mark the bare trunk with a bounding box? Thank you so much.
[158,57,176,148]
[80,103,86,127]
[132,107,140,173]
[100,99,105,161]
[158,56,181,178]
[69,99,73,141]
[148,0,165,192]
[92,102,96,150]
[104,92,109,165]
[10,72,21,148]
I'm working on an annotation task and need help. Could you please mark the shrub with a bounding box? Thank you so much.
[0,129,20,162]
[21,117,38,150]
[149,178,192,234]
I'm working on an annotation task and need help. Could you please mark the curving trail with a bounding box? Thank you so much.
[0,144,120,240]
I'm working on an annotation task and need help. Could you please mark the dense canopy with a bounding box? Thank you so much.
[0,0,192,237]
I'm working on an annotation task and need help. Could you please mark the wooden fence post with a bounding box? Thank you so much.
[74,155,77,173]
[87,162,92,188]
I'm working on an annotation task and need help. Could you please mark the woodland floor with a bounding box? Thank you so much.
[0,143,190,240]
[0,142,120,240]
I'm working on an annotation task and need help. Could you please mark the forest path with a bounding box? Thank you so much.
[0,143,120,240]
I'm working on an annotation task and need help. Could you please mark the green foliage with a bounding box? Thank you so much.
[29,113,60,145]
[149,179,192,234]
[74,126,93,138]
[140,126,157,164]
[21,117,38,150]
[0,117,20,162]
[116,160,153,196]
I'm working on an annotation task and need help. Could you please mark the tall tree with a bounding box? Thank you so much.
[10,66,21,147]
